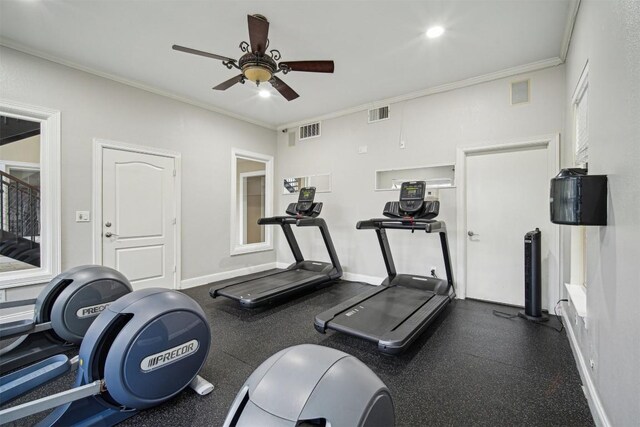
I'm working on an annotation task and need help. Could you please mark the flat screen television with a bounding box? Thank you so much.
[550,168,607,225]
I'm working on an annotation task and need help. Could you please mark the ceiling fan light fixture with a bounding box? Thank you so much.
[426,25,445,39]
[244,65,272,84]
[258,89,271,98]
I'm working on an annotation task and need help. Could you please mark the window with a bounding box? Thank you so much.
[573,63,589,166]
[282,173,331,194]
[570,63,589,292]
[230,149,273,255]
[0,101,60,288]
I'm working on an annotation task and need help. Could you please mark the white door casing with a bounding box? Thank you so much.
[456,135,560,309]
[93,139,181,290]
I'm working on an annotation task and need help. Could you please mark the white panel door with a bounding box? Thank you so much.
[102,148,176,289]
[466,146,550,307]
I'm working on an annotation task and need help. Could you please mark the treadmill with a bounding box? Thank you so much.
[210,187,342,308]
[315,181,455,355]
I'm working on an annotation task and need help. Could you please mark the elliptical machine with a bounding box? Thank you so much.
[0,288,213,426]
[0,265,133,373]
[224,344,394,426]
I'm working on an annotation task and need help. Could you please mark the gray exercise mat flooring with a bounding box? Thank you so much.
[3,280,593,426]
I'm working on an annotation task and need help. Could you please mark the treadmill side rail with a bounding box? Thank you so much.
[378,295,450,354]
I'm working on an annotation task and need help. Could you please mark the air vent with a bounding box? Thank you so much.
[368,106,390,123]
[511,79,530,105]
[299,122,321,140]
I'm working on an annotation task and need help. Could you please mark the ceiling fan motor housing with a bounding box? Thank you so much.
[239,53,277,84]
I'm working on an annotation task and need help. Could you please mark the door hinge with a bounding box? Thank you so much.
[173,169,176,177]
[172,218,176,225]
[173,265,177,273]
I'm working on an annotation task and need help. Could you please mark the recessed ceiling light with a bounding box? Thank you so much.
[426,26,445,39]
[258,89,271,98]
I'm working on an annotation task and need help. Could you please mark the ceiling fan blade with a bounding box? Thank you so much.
[248,14,270,55]
[279,60,334,73]
[212,74,244,91]
[271,76,299,101]
[172,44,234,62]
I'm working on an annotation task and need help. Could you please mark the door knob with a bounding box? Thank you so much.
[467,231,478,237]
[105,222,112,227]
[105,232,118,238]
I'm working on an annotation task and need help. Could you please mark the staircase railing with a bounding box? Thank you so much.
[0,170,40,242]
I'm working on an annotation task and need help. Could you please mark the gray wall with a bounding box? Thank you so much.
[275,66,565,290]
[0,47,277,299]
[562,1,640,425]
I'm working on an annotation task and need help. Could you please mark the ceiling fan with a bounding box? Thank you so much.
[172,14,334,101]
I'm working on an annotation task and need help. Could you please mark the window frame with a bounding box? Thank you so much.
[572,62,589,166]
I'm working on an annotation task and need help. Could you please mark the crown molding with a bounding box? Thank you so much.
[277,56,563,131]
[0,38,276,131]
[560,0,582,62]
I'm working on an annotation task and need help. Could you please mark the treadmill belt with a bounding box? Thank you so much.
[217,269,323,300]
[331,286,435,339]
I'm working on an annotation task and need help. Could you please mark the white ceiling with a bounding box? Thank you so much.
[0,1,573,128]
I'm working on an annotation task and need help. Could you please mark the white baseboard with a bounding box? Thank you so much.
[561,303,611,427]
[0,309,34,323]
[180,262,278,290]
[276,262,382,286]
[342,272,382,285]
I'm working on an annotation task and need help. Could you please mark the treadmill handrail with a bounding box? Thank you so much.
[357,218,445,233]
[356,218,455,292]
[257,216,298,225]
[257,216,343,275]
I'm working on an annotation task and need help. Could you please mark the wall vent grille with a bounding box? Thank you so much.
[368,106,390,123]
[299,122,321,140]
[511,80,530,105]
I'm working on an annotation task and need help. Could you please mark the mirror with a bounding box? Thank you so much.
[283,173,331,194]
[238,158,266,245]
[0,101,60,288]
[0,116,41,273]
[375,164,454,191]
[231,149,274,255]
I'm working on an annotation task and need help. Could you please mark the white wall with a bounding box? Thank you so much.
[0,46,277,299]
[275,66,565,290]
[562,1,640,425]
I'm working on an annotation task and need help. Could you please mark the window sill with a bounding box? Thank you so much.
[565,283,587,318]
[230,243,273,256]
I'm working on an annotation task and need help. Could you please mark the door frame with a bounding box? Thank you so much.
[92,138,182,289]
[455,134,560,306]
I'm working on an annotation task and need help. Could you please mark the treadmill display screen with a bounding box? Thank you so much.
[400,182,425,201]
[298,187,316,203]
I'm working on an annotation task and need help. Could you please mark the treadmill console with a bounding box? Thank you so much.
[383,181,440,219]
[399,181,426,214]
[286,187,322,217]
[297,187,316,212]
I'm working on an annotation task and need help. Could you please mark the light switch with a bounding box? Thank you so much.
[76,211,91,222]
[358,145,368,154]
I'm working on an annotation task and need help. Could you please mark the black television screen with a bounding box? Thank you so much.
[550,176,580,224]
[550,169,607,226]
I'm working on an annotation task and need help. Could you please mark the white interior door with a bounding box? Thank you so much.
[102,148,176,289]
[465,146,550,307]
